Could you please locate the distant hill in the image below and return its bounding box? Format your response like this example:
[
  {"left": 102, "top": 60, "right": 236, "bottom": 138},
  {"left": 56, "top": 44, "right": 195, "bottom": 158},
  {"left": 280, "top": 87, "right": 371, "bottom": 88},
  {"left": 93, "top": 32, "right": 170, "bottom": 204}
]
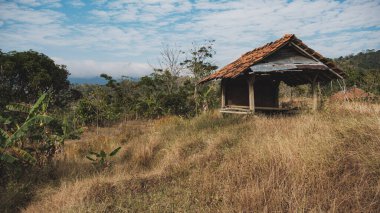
[
  {"left": 69, "top": 76, "right": 141, "bottom": 85},
  {"left": 335, "top": 49, "right": 380, "bottom": 70},
  {"left": 69, "top": 76, "right": 107, "bottom": 85},
  {"left": 334, "top": 49, "right": 380, "bottom": 94},
  {"left": 68, "top": 50, "right": 380, "bottom": 94}
]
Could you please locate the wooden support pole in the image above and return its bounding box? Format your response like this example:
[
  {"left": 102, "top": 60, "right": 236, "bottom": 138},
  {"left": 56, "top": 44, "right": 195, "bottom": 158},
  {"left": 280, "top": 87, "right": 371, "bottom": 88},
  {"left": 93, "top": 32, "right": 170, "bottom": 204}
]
[
  {"left": 248, "top": 75, "right": 255, "bottom": 113},
  {"left": 221, "top": 79, "right": 226, "bottom": 109},
  {"left": 311, "top": 75, "right": 318, "bottom": 111},
  {"left": 274, "top": 81, "right": 280, "bottom": 108}
]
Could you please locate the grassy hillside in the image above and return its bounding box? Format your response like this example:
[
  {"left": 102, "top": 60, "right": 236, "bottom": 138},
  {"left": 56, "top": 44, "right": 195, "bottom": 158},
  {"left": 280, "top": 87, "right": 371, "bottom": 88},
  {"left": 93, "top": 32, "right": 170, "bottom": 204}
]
[
  {"left": 18, "top": 102, "right": 380, "bottom": 212},
  {"left": 335, "top": 50, "right": 380, "bottom": 95},
  {"left": 336, "top": 49, "right": 380, "bottom": 70}
]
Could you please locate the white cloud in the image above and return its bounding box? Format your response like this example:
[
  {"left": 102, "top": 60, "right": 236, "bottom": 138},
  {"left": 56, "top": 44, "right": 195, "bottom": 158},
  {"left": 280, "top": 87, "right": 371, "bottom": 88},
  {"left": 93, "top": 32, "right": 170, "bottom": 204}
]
[
  {"left": 69, "top": 0, "right": 85, "bottom": 8},
  {"left": 14, "top": 0, "right": 61, "bottom": 8},
  {"left": 0, "top": 2, "right": 64, "bottom": 25},
  {"left": 177, "top": 0, "right": 380, "bottom": 60},
  {"left": 92, "top": 0, "right": 107, "bottom": 6},
  {"left": 307, "top": 30, "right": 380, "bottom": 57},
  {"left": 90, "top": 0, "right": 192, "bottom": 23},
  {"left": 53, "top": 57, "right": 152, "bottom": 78},
  {"left": 0, "top": 0, "right": 379, "bottom": 78}
]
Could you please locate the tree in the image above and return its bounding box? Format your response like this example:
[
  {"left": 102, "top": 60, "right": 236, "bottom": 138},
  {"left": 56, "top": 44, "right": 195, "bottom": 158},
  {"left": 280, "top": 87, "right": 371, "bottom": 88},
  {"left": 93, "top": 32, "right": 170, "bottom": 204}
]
[
  {"left": 157, "top": 44, "right": 185, "bottom": 78},
  {"left": 0, "top": 50, "right": 71, "bottom": 108},
  {"left": 154, "top": 44, "right": 186, "bottom": 94},
  {"left": 181, "top": 40, "right": 218, "bottom": 114}
]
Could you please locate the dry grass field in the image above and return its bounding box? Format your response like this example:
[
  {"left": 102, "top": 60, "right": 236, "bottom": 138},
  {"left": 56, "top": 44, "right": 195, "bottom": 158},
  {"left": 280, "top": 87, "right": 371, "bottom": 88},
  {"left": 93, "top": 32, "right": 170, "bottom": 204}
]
[{"left": 22, "top": 102, "right": 380, "bottom": 212}]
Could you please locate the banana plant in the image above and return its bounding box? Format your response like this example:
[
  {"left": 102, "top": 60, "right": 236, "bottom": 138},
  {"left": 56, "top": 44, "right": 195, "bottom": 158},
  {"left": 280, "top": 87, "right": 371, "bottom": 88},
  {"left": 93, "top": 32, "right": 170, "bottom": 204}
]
[
  {"left": 86, "top": 146, "right": 121, "bottom": 169},
  {"left": 0, "top": 93, "right": 55, "bottom": 165}
]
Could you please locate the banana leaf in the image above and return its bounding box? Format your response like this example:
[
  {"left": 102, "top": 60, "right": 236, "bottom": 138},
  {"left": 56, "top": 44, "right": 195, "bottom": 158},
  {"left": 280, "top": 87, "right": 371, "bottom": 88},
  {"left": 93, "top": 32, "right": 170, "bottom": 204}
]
[
  {"left": 5, "top": 115, "right": 54, "bottom": 147},
  {"left": 27, "top": 93, "right": 47, "bottom": 119},
  {"left": 0, "top": 152, "right": 18, "bottom": 164},
  {"left": 89, "top": 151, "right": 101, "bottom": 157},
  {"left": 6, "top": 103, "right": 30, "bottom": 114},
  {"left": 0, "top": 128, "right": 9, "bottom": 147},
  {"left": 11, "top": 147, "right": 36, "bottom": 164},
  {"left": 86, "top": 156, "right": 96, "bottom": 161},
  {"left": 109, "top": 147, "right": 121, "bottom": 156}
]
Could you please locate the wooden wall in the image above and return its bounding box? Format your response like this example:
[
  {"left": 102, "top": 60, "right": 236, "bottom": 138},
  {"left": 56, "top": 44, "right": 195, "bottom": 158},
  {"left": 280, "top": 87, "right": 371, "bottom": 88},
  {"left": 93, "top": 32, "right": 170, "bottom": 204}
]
[
  {"left": 254, "top": 78, "right": 279, "bottom": 108},
  {"left": 225, "top": 76, "right": 249, "bottom": 106},
  {"left": 224, "top": 75, "right": 279, "bottom": 108}
]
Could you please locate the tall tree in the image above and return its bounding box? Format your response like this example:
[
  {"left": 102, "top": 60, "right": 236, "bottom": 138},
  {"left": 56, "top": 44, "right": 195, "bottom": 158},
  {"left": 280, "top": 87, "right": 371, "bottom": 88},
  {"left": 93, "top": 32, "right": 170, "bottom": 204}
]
[
  {"left": 181, "top": 40, "right": 218, "bottom": 114},
  {"left": 0, "top": 50, "right": 70, "bottom": 108},
  {"left": 154, "top": 44, "right": 185, "bottom": 94}
]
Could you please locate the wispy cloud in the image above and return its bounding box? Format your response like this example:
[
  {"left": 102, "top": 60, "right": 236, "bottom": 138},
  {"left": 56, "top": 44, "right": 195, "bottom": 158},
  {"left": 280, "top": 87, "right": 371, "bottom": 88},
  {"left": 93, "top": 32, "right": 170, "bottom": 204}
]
[
  {"left": 0, "top": 2, "right": 64, "bottom": 24},
  {"left": 68, "top": 0, "right": 85, "bottom": 8},
  {"left": 14, "top": 0, "right": 62, "bottom": 8},
  {"left": 0, "top": 0, "right": 379, "bottom": 78}
]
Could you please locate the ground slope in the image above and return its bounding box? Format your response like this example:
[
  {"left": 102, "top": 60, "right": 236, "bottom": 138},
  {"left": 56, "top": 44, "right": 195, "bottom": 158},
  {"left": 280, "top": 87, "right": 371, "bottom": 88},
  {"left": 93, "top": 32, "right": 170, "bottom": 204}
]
[{"left": 24, "top": 103, "right": 380, "bottom": 212}]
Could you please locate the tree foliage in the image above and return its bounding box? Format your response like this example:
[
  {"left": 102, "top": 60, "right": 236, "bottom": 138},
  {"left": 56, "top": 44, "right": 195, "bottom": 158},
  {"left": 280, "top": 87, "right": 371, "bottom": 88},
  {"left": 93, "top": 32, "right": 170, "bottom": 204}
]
[
  {"left": 181, "top": 40, "right": 218, "bottom": 114},
  {"left": 73, "top": 42, "right": 219, "bottom": 122},
  {"left": 0, "top": 50, "right": 72, "bottom": 108},
  {"left": 335, "top": 49, "right": 380, "bottom": 95}
]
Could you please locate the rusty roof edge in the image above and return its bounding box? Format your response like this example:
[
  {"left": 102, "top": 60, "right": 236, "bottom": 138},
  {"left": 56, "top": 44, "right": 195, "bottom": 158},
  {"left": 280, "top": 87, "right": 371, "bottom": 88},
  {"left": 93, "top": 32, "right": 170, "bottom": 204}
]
[
  {"left": 238, "top": 35, "right": 296, "bottom": 77},
  {"left": 290, "top": 37, "right": 346, "bottom": 78},
  {"left": 226, "top": 34, "right": 296, "bottom": 79},
  {"left": 199, "top": 34, "right": 295, "bottom": 84},
  {"left": 199, "top": 34, "right": 349, "bottom": 83}
]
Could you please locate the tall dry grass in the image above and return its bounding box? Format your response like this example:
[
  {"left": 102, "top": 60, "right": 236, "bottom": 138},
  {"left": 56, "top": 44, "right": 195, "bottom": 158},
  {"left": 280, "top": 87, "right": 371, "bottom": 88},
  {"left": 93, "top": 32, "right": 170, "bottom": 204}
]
[{"left": 23, "top": 103, "right": 380, "bottom": 212}]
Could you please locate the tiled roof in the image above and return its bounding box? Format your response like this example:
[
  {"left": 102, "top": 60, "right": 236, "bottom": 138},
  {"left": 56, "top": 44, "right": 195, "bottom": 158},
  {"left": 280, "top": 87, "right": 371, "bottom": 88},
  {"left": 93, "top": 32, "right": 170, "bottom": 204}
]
[{"left": 200, "top": 34, "right": 345, "bottom": 83}]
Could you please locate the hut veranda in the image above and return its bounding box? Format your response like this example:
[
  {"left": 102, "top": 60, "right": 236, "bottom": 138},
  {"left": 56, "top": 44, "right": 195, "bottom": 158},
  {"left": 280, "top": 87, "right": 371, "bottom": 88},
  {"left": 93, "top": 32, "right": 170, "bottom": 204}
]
[{"left": 200, "top": 34, "right": 346, "bottom": 114}]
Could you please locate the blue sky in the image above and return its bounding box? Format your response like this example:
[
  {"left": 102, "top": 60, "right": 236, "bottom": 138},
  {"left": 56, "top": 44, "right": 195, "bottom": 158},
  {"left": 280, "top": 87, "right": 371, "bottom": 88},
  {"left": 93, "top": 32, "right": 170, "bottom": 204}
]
[{"left": 0, "top": 0, "right": 379, "bottom": 79}]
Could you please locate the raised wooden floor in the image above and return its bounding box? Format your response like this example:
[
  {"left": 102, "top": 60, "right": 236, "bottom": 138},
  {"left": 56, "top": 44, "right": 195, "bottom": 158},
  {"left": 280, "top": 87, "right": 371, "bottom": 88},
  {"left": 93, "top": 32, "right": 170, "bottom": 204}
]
[{"left": 220, "top": 105, "right": 296, "bottom": 114}]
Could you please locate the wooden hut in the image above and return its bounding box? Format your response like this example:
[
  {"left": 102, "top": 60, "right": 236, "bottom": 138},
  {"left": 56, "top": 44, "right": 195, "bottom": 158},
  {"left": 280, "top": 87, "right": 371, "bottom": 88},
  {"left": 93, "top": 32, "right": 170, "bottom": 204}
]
[{"left": 200, "top": 34, "right": 345, "bottom": 114}]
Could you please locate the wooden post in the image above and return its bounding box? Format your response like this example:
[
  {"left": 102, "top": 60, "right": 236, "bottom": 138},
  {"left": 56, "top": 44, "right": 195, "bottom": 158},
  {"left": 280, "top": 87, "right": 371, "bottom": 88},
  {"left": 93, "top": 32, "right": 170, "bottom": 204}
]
[
  {"left": 274, "top": 81, "right": 280, "bottom": 108},
  {"left": 221, "top": 79, "right": 226, "bottom": 109},
  {"left": 248, "top": 75, "right": 255, "bottom": 113},
  {"left": 311, "top": 75, "right": 318, "bottom": 111}
]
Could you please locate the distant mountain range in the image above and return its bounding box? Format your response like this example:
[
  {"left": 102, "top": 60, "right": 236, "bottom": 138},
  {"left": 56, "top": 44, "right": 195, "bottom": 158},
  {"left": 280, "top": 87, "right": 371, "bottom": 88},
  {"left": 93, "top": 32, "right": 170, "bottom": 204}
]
[
  {"left": 69, "top": 76, "right": 140, "bottom": 85},
  {"left": 69, "top": 50, "right": 380, "bottom": 86}
]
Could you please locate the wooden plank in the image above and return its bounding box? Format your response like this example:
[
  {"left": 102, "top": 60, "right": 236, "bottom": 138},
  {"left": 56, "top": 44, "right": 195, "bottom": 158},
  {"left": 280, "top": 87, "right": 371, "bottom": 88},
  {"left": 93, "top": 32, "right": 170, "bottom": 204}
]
[
  {"left": 255, "top": 107, "right": 293, "bottom": 111},
  {"left": 222, "top": 107, "right": 250, "bottom": 112},
  {"left": 220, "top": 110, "right": 251, "bottom": 114},
  {"left": 226, "top": 105, "right": 250, "bottom": 109},
  {"left": 220, "top": 106, "right": 298, "bottom": 114}
]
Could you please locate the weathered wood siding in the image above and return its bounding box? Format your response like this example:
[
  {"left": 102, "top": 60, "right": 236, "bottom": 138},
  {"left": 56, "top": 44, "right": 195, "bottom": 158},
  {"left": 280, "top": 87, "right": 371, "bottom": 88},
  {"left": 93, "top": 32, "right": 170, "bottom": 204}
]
[
  {"left": 254, "top": 78, "right": 279, "bottom": 108},
  {"left": 259, "top": 44, "right": 317, "bottom": 65},
  {"left": 225, "top": 76, "right": 249, "bottom": 106}
]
